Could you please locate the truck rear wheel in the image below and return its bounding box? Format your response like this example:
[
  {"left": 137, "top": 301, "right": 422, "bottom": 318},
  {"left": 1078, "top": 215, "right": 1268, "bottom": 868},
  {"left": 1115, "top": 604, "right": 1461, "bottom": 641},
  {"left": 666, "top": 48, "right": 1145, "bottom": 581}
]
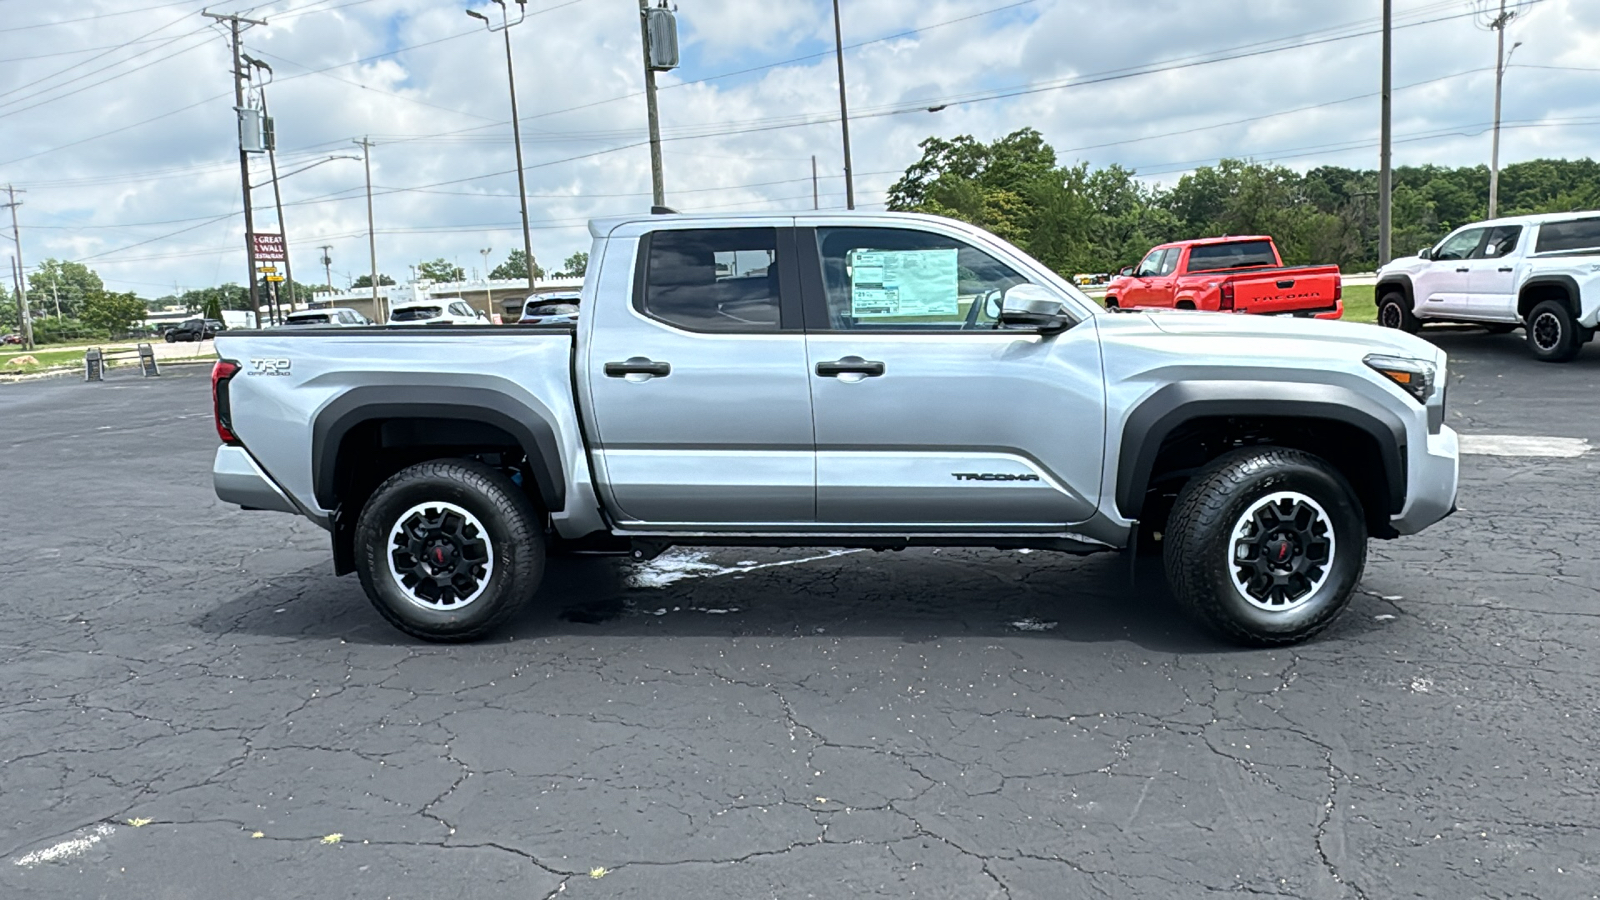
[
  {"left": 1377, "top": 291, "right": 1419, "bottom": 333},
  {"left": 1525, "top": 299, "right": 1586, "bottom": 363},
  {"left": 1164, "top": 447, "right": 1366, "bottom": 646},
  {"left": 354, "top": 458, "right": 544, "bottom": 642}
]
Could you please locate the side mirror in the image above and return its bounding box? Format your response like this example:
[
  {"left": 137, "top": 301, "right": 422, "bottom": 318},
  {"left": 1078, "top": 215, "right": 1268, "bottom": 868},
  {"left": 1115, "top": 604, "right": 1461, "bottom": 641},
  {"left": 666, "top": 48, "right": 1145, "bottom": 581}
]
[
  {"left": 1118, "top": 266, "right": 1134, "bottom": 277},
  {"left": 1417, "top": 247, "right": 1433, "bottom": 260},
  {"left": 999, "top": 284, "right": 1070, "bottom": 332}
]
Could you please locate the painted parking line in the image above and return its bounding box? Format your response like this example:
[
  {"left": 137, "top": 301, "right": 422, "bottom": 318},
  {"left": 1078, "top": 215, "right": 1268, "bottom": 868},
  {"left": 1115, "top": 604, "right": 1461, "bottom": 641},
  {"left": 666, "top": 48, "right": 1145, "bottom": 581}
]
[{"left": 1459, "top": 435, "right": 1591, "bottom": 458}]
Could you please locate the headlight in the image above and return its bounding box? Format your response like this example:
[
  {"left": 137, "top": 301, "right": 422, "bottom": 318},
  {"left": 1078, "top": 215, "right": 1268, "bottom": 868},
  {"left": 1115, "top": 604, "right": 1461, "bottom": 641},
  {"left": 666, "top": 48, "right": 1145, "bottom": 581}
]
[{"left": 1364, "top": 354, "right": 1437, "bottom": 405}]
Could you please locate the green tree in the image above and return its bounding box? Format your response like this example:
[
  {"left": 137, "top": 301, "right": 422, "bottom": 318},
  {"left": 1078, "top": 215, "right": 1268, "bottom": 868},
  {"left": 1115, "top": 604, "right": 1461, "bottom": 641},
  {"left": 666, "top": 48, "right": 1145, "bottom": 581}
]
[
  {"left": 557, "top": 251, "right": 589, "bottom": 278},
  {"left": 418, "top": 258, "right": 465, "bottom": 282},
  {"left": 0, "top": 282, "right": 17, "bottom": 333},
  {"left": 351, "top": 273, "right": 396, "bottom": 289},
  {"left": 81, "top": 289, "right": 149, "bottom": 335},
  {"left": 201, "top": 295, "right": 223, "bottom": 321},
  {"left": 490, "top": 250, "right": 545, "bottom": 281},
  {"left": 27, "top": 259, "right": 104, "bottom": 319}
]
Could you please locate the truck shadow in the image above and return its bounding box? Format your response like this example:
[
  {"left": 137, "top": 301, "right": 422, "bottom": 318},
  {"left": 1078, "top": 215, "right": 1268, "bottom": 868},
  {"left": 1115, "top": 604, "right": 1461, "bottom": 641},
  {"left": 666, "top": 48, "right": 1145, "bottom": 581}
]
[{"left": 194, "top": 546, "right": 1393, "bottom": 654}]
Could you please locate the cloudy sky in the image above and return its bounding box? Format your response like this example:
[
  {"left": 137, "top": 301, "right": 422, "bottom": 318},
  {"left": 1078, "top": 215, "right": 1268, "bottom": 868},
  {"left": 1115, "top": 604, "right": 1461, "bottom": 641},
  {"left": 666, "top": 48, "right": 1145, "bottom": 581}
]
[{"left": 2, "top": 0, "right": 1596, "bottom": 297}]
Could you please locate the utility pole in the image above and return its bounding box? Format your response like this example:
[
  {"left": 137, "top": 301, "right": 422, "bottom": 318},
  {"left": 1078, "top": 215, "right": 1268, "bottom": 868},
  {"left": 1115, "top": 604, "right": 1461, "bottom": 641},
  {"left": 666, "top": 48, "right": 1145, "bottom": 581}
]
[
  {"left": 1378, "top": 0, "right": 1392, "bottom": 266},
  {"left": 3, "top": 185, "right": 32, "bottom": 350},
  {"left": 319, "top": 245, "right": 333, "bottom": 290},
  {"left": 812, "top": 155, "right": 820, "bottom": 210},
  {"left": 203, "top": 10, "right": 268, "bottom": 316},
  {"left": 831, "top": 0, "right": 855, "bottom": 210},
  {"left": 480, "top": 247, "right": 493, "bottom": 316},
  {"left": 355, "top": 137, "right": 381, "bottom": 322},
  {"left": 1487, "top": 0, "right": 1522, "bottom": 219},
  {"left": 636, "top": 0, "right": 667, "bottom": 208}
]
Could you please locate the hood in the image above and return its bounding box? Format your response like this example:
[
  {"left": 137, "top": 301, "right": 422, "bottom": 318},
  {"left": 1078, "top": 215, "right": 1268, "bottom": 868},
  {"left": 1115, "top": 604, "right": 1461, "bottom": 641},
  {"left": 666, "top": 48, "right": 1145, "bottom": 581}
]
[{"left": 1100, "top": 310, "right": 1442, "bottom": 364}]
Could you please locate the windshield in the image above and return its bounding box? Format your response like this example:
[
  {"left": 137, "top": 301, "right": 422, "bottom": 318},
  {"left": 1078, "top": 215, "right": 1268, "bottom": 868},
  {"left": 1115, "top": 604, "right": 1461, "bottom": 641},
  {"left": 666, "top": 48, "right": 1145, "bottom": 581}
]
[
  {"left": 390, "top": 306, "right": 442, "bottom": 322},
  {"left": 1186, "top": 240, "right": 1277, "bottom": 272}
]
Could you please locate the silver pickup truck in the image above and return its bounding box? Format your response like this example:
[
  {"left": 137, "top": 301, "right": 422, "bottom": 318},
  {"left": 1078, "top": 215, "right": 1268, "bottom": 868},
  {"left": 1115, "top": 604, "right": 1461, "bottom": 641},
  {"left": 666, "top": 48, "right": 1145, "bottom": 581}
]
[{"left": 213, "top": 212, "right": 1459, "bottom": 646}]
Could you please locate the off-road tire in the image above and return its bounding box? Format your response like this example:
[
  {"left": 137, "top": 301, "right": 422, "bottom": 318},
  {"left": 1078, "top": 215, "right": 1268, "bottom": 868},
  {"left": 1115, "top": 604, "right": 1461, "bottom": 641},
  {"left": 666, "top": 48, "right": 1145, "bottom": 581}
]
[
  {"left": 1104, "top": 296, "right": 1120, "bottom": 311},
  {"left": 354, "top": 458, "right": 544, "bottom": 642},
  {"left": 1525, "top": 299, "right": 1585, "bottom": 363},
  {"left": 1164, "top": 447, "right": 1367, "bottom": 647},
  {"left": 1377, "top": 291, "right": 1420, "bottom": 334}
]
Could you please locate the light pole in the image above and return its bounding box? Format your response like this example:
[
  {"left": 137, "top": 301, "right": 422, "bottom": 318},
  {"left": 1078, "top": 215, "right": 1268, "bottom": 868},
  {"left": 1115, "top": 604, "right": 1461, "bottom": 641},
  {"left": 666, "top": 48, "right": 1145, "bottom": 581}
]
[
  {"left": 467, "top": 1, "right": 536, "bottom": 292},
  {"left": 831, "top": 0, "right": 855, "bottom": 210},
  {"left": 354, "top": 137, "right": 380, "bottom": 321},
  {"left": 1379, "top": 0, "right": 1392, "bottom": 266},
  {"left": 480, "top": 247, "right": 494, "bottom": 316}
]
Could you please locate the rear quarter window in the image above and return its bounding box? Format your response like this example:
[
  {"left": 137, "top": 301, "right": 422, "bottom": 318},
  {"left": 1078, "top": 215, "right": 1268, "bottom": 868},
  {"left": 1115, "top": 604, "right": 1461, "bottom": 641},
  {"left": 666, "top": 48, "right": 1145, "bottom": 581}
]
[
  {"left": 1186, "top": 241, "right": 1278, "bottom": 272},
  {"left": 1534, "top": 218, "right": 1600, "bottom": 255}
]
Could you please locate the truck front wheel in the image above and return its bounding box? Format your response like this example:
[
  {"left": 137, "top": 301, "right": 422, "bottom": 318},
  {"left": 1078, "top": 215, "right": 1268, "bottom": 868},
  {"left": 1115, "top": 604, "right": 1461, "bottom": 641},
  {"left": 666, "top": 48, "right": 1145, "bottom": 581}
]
[
  {"left": 1377, "top": 291, "right": 1419, "bottom": 333},
  {"left": 354, "top": 458, "right": 545, "bottom": 642},
  {"left": 1164, "top": 448, "right": 1367, "bottom": 646}
]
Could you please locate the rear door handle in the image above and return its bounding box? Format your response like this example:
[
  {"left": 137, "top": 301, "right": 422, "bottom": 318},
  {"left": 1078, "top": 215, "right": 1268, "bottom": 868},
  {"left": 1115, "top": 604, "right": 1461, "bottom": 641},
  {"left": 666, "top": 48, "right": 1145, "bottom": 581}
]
[
  {"left": 816, "top": 357, "right": 885, "bottom": 378},
  {"left": 1498, "top": 266, "right": 1515, "bottom": 273},
  {"left": 1456, "top": 267, "right": 1470, "bottom": 273},
  {"left": 604, "top": 358, "right": 671, "bottom": 378}
]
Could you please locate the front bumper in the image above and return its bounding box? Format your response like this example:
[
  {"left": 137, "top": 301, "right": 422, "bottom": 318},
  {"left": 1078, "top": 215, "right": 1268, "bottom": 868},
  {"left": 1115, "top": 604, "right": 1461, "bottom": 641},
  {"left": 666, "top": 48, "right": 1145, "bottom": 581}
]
[
  {"left": 1389, "top": 425, "right": 1459, "bottom": 536},
  {"left": 213, "top": 445, "right": 298, "bottom": 514}
]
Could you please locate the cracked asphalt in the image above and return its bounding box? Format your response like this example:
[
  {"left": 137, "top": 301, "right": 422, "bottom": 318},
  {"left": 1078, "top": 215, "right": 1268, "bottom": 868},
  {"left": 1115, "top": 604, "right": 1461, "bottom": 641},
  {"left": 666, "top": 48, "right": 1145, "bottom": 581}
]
[{"left": 2, "top": 332, "right": 1597, "bottom": 899}]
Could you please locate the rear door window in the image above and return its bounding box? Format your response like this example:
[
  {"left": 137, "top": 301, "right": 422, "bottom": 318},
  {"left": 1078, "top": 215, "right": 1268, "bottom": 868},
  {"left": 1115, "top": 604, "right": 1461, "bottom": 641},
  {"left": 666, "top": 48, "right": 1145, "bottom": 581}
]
[
  {"left": 640, "top": 228, "right": 783, "bottom": 332},
  {"left": 1471, "top": 226, "right": 1523, "bottom": 259},
  {"left": 1186, "top": 240, "right": 1277, "bottom": 272},
  {"left": 1534, "top": 217, "right": 1600, "bottom": 255}
]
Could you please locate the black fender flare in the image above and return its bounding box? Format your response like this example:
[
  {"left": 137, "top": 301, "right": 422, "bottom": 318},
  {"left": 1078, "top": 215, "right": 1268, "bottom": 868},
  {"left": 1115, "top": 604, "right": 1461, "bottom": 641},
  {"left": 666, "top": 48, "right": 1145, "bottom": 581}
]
[
  {"left": 1115, "top": 381, "right": 1409, "bottom": 520},
  {"left": 311, "top": 384, "right": 566, "bottom": 515},
  {"left": 1517, "top": 274, "right": 1581, "bottom": 319},
  {"left": 1376, "top": 274, "right": 1413, "bottom": 308}
]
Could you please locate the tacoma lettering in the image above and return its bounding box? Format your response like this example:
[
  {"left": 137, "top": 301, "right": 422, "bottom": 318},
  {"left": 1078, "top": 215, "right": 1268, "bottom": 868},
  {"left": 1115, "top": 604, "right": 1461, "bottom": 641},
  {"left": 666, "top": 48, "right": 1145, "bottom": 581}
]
[{"left": 952, "top": 473, "right": 1042, "bottom": 482}]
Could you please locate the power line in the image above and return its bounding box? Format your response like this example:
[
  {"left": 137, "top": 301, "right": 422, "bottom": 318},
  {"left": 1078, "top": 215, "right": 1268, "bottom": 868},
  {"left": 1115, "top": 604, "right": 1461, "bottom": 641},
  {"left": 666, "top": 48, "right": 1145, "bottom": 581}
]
[{"left": 0, "top": 0, "right": 208, "bottom": 34}]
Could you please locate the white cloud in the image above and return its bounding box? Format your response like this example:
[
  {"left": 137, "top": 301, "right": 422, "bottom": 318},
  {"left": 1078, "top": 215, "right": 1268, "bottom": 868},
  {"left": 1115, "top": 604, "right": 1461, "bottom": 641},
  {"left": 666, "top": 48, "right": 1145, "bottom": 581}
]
[{"left": 0, "top": 0, "right": 1595, "bottom": 296}]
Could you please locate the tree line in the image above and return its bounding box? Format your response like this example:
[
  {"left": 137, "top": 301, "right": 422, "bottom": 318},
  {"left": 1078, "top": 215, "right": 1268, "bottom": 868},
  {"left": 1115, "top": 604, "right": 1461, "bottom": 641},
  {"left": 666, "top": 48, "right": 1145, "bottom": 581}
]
[{"left": 887, "top": 128, "right": 1600, "bottom": 274}]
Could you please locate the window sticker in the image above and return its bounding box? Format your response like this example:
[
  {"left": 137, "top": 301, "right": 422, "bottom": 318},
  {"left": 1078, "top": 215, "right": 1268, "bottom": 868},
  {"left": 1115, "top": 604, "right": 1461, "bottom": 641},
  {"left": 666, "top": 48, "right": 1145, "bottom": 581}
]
[{"left": 848, "top": 248, "right": 959, "bottom": 318}]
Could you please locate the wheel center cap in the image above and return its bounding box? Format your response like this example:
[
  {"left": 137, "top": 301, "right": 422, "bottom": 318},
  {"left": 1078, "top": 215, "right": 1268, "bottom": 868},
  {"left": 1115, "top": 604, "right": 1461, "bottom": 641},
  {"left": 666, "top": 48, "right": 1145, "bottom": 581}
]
[{"left": 1267, "top": 536, "right": 1294, "bottom": 566}]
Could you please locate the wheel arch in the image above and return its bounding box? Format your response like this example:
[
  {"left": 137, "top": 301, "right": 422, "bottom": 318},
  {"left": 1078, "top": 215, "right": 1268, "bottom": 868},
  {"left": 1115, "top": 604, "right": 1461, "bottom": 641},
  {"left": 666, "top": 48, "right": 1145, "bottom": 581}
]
[
  {"left": 1376, "top": 274, "right": 1413, "bottom": 308},
  {"left": 1518, "top": 275, "right": 1580, "bottom": 320},
  {"left": 312, "top": 386, "right": 567, "bottom": 575},
  {"left": 1115, "top": 382, "right": 1408, "bottom": 537}
]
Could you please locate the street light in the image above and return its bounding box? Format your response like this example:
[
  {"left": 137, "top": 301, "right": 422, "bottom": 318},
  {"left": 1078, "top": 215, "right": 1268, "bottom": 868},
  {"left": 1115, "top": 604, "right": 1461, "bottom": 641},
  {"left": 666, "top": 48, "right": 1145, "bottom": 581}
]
[
  {"left": 466, "top": 0, "right": 536, "bottom": 292},
  {"left": 1490, "top": 39, "right": 1524, "bottom": 218}
]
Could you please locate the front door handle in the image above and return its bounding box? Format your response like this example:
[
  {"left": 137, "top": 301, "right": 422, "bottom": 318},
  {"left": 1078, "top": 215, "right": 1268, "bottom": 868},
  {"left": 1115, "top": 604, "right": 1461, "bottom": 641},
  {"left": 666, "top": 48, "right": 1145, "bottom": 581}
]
[
  {"left": 604, "top": 357, "right": 671, "bottom": 378},
  {"left": 816, "top": 357, "right": 885, "bottom": 378},
  {"left": 1455, "top": 267, "right": 1470, "bottom": 273},
  {"left": 1498, "top": 266, "right": 1514, "bottom": 273}
]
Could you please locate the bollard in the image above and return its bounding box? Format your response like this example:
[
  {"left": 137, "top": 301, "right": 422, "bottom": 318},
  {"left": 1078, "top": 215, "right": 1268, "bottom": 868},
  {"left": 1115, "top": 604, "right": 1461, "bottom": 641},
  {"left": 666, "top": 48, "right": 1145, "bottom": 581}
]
[
  {"left": 84, "top": 347, "right": 104, "bottom": 382},
  {"left": 137, "top": 343, "right": 160, "bottom": 377}
]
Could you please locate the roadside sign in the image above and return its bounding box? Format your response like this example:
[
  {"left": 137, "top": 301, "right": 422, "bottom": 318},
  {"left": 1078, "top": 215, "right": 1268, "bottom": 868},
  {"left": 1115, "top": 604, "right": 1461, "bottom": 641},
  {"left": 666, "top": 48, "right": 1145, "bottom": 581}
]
[
  {"left": 265, "top": 275, "right": 286, "bottom": 282},
  {"left": 252, "top": 233, "right": 286, "bottom": 261},
  {"left": 256, "top": 266, "right": 278, "bottom": 274}
]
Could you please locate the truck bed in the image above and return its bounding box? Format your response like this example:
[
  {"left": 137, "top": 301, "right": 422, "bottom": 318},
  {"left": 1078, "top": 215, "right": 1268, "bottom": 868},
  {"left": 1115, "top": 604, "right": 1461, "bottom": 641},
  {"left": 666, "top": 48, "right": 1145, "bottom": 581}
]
[{"left": 213, "top": 325, "right": 605, "bottom": 539}]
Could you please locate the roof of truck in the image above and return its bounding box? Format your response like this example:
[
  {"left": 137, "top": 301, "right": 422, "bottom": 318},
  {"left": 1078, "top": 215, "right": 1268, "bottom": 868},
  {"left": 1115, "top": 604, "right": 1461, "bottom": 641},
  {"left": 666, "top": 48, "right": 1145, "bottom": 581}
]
[{"left": 588, "top": 210, "right": 972, "bottom": 238}]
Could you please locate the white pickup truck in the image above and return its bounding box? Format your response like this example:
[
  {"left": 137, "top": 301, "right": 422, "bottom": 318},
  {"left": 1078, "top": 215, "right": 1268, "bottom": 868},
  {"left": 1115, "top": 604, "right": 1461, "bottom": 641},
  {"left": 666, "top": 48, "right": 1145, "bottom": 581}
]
[
  {"left": 212, "top": 211, "right": 1459, "bottom": 647},
  {"left": 1376, "top": 211, "right": 1600, "bottom": 362}
]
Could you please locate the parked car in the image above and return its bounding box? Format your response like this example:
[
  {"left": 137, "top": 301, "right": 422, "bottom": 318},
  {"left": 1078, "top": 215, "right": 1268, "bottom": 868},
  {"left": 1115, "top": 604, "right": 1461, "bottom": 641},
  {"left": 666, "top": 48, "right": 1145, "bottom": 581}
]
[
  {"left": 518, "top": 292, "right": 582, "bottom": 325},
  {"left": 1, "top": 333, "right": 22, "bottom": 345},
  {"left": 387, "top": 299, "right": 488, "bottom": 326},
  {"left": 280, "top": 308, "right": 373, "bottom": 328},
  {"left": 212, "top": 211, "right": 1457, "bottom": 647},
  {"left": 165, "top": 318, "right": 225, "bottom": 342},
  {"left": 1106, "top": 236, "right": 1343, "bottom": 318},
  {"left": 1376, "top": 211, "right": 1600, "bottom": 362}
]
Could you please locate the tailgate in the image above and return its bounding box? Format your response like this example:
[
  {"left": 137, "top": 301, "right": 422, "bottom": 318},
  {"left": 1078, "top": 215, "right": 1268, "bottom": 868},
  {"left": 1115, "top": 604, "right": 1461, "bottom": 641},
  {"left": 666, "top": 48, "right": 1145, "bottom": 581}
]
[{"left": 1229, "top": 266, "right": 1342, "bottom": 315}]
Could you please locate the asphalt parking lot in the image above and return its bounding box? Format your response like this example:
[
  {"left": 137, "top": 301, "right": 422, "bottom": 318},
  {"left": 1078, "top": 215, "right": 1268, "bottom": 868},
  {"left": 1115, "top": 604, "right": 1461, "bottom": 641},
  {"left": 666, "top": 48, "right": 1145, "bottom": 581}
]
[{"left": 2, "top": 332, "right": 1597, "bottom": 900}]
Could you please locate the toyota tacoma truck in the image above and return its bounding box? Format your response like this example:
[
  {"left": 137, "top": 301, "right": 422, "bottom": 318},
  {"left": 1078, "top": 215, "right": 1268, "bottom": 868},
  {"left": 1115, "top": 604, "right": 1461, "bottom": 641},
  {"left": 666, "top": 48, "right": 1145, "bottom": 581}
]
[
  {"left": 1106, "top": 236, "right": 1343, "bottom": 318},
  {"left": 1376, "top": 211, "right": 1600, "bottom": 362},
  {"left": 212, "top": 212, "right": 1457, "bottom": 646}
]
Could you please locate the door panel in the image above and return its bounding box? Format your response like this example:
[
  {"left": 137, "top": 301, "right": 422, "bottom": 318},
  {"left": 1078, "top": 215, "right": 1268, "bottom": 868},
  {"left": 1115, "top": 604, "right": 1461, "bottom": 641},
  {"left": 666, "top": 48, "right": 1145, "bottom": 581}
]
[
  {"left": 1418, "top": 227, "right": 1487, "bottom": 316},
  {"left": 807, "top": 330, "right": 1105, "bottom": 526},
  {"left": 1466, "top": 225, "right": 1524, "bottom": 321},
  {"left": 586, "top": 226, "right": 815, "bottom": 526}
]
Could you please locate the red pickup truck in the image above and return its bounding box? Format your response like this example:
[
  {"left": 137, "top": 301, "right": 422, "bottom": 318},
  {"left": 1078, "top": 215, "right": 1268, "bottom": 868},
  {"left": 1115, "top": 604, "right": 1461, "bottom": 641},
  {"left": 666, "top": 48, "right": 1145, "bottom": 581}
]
[{"left": 1105, "top": 236, "right": 1343, "bottom": 319}]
